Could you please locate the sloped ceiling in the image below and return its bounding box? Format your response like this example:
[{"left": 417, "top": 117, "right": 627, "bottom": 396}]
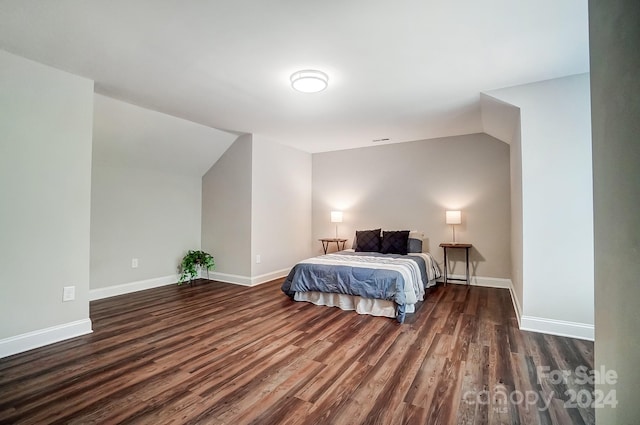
[
  {"left": 92, "top": 94, "right": 237, "bottom": 176},
  {"left": 0, "top": 0, "right": 589, "bottom": 153}
]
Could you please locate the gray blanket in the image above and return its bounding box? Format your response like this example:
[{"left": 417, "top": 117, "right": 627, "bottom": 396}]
[{"left": 282, "top": 251, "right": 439, "bottom": 323}]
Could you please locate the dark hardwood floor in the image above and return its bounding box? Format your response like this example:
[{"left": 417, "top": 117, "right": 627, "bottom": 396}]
[{"left": 0, "top": 279, "right": 594, "bottom": 424}]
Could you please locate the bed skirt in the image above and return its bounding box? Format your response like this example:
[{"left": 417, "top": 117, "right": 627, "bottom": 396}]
[
  {"left": 293, "top": 278, "right": 437, "bottom": 320},
  {"left": 294, "top": 291, "right": 400, "bottom": 318}
]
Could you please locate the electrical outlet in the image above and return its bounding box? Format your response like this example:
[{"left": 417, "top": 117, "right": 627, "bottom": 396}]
[
  {"left": 63, "top": 286, "right": 75, "bottom": 302},
  {"left": 256, "top": 254, "right": 261, "bottom": 264},
  {"left": 132, "top": 258, "right": 138, "bottom": 268}
]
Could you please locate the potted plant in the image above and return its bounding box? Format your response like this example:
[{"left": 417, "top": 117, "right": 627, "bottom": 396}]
[{"left": 178, "top": 250, "right": 215, "bottom": 285}]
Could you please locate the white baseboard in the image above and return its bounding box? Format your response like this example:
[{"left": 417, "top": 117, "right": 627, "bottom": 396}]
[
  {"left": 509, "top": 284, "right": 523, "bottom": 327},
  {"left": 0, "top": 319, "right": 92, "bottom": 359},
  {"left": 89, "top": 274, "right": 180, "bottom": 301},
  {"left": 442, "top": 274, "right": 513, "bottom": 289},
  {"left": 520, "top": 316, "right": 594, "bottom": 341},
  {"left": 208, "top": 268, "right": 290, "bottom": 287},
  {"left": 90, "top": 268, "right": 291, "bottom": 300},
  {"left": 207, "top": 271, "right": 252, "bottom": 286},
  {"left": 251, "top": 268, "right": 290, "bottom": 285}
]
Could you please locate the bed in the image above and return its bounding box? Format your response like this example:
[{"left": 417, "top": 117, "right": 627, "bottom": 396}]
[{"left": 281, "top": 229, "right": 441, "bottom": 323}]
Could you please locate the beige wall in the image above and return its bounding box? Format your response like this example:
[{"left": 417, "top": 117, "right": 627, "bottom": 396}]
[
  {"left": 487, "top": 75, "right": 594, "bottom": 334},
  {"left": 252, "top": 136, "right": 312, "bottom": 276},
  {"left": 590, "top": 0, "right": 640, "bottom": 422},
  {"left": 480, "top": 94, "right": 524, "bottom": 311},
  {"left": 509, "top": 121, "right": 524, "bottom": 315},
  {"left": 312, "top": 133, "right": 511, "bottom": 280},
  {"left": 90, "top": 95, "right": 228, "bottom": 290},
  {"left": 202, "top": 134, "right": 312, "bottom": 283},
  {"left": 0, "top": 50, "right": 93, "bottom": 340},
  {"left": 202, "top": 135, "right": 253, "bottom": 277},
  {"left": 90, "top": 164, "right": 202, "bottom": 289}
]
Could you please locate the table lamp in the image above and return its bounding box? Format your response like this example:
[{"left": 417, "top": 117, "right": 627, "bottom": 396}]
[
  {"left": 446, "top": 210, "right": 461, "bottom": 243},
  {"left": 331, "top": 211, "right": 343, "bottom": 238}
]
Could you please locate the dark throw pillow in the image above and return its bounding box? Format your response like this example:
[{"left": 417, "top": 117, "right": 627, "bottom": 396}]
[
  {"left": 407, "top": 237, "right": 423, "bottom": 253},
  {"left": 355, "top": 228, "right": 381, "bottom": 252},
  {"left": 380, "top": 230, "right": 410, "bottom": 255}
]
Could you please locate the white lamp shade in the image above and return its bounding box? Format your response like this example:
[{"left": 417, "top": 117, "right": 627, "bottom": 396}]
[
  {"left": 290, "top": 70, "right": 329, "bottom": 93},
  {"left": 445, "top": 210, "right": 462, "bottom": 225},
  {"left": 330, "top": 211, "right": 343, "bottom": 223}
]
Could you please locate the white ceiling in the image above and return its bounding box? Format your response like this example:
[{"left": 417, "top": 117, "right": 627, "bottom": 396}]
[
  {"left": 93, "top": 93, "right": 237, "bottom": 176},
  {"left": 0, "top": 0, "right": 589, "bottom": 153}
]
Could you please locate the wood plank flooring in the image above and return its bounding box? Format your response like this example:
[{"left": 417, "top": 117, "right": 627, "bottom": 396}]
[{"left": 0, "top": 279, "right": 594, "bottom": 424}]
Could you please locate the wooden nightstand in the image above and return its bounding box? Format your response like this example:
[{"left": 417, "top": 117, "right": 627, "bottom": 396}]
[
  {"left": 319, "top": 238, "right": 347, "bottom": 254},
  {"left": 439, "top": 243, "right": 472, "bottom": 285}
]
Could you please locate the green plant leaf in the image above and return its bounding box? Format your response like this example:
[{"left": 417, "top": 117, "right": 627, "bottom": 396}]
[{"left": 178, "top": 249, "right": 216, "bottom": 284}]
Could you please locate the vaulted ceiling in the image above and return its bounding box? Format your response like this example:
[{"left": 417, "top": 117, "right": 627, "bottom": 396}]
[{"left": 0, "top": 1, "right": 589, "bottom": 153}]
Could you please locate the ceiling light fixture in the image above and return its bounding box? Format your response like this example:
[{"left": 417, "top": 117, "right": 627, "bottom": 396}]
[{"left": 290, "top": 70, "right": 328, "bottom": 93}]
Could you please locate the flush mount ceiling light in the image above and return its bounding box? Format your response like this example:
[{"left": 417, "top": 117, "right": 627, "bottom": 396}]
[{"left": 290, "top": 70, "right": 328, "bottom": 93}]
